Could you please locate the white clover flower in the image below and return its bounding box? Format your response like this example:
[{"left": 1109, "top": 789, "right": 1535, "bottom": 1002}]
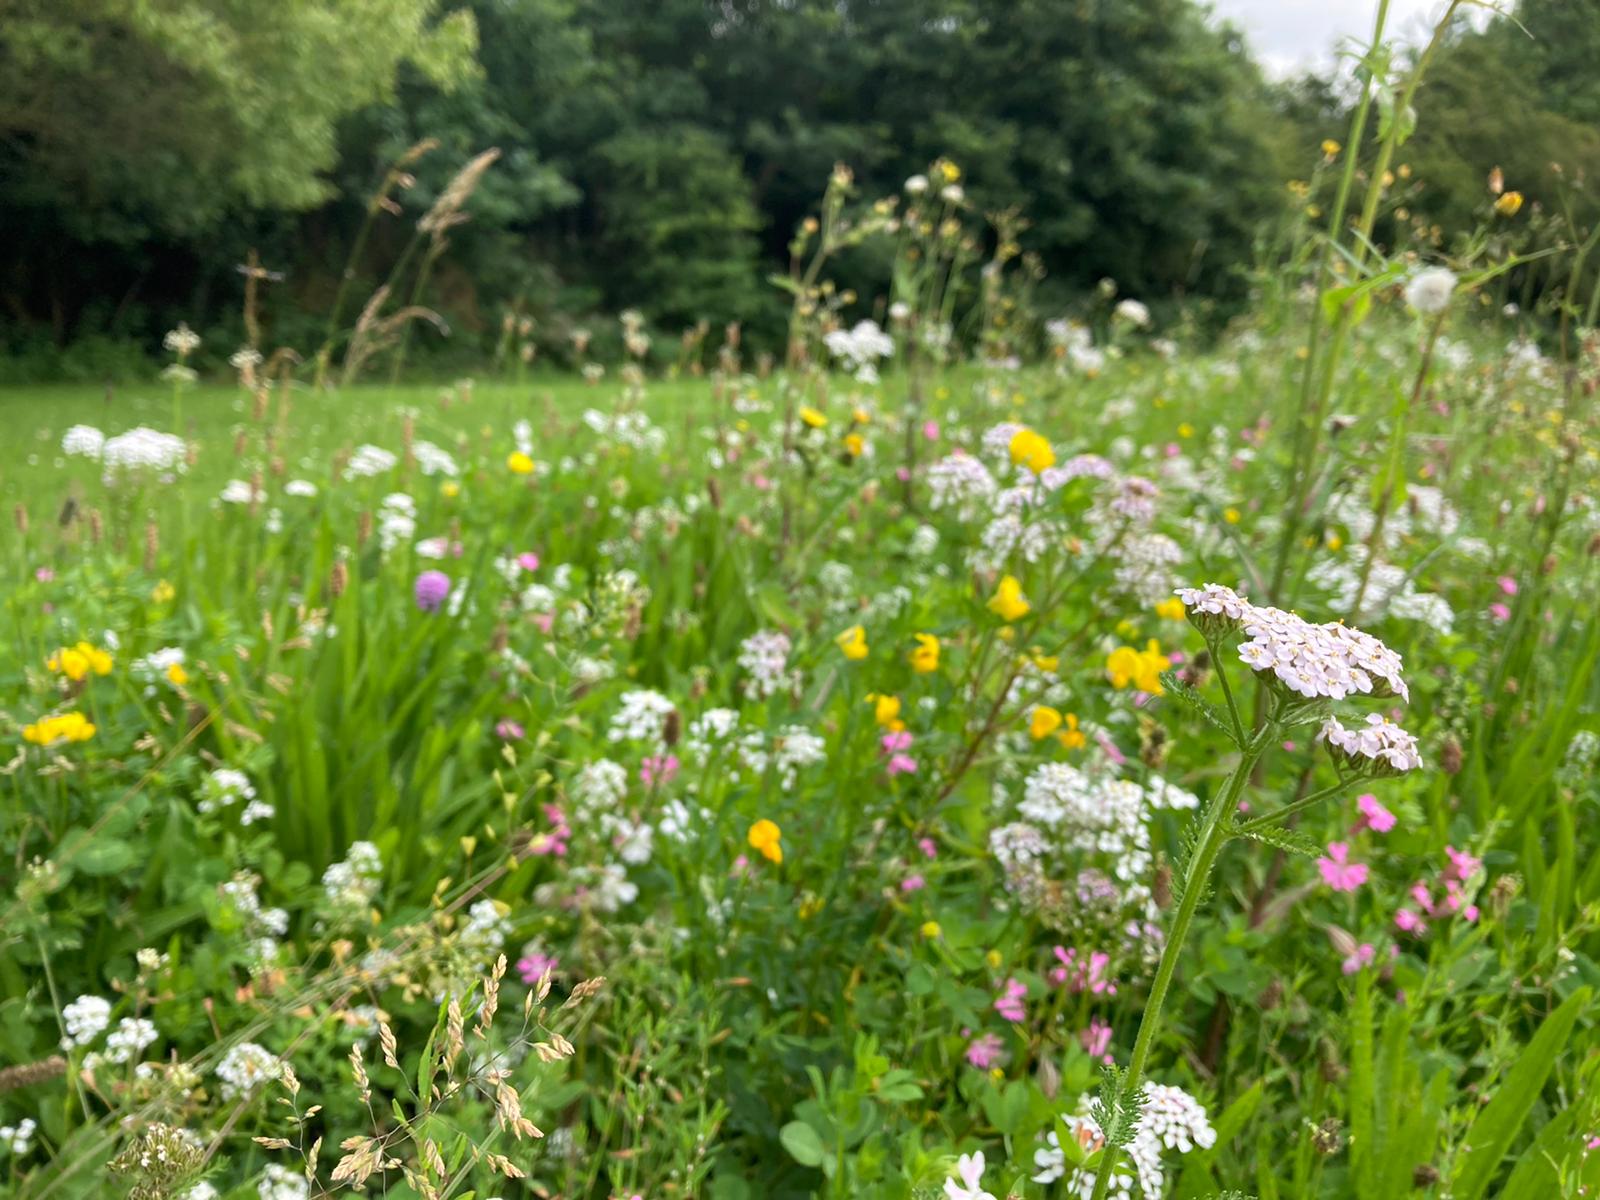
[
  {"left": 1403, "top": 266, "right": 1457, "bottom": 315},
  {"left": 62, "top": 995, "right": 112, "bottom": 1047}
]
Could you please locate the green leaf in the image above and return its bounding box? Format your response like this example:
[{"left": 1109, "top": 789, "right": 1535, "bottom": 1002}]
[
  {"left": 1449, "top": 987, "right": 1592, "bottom": 1200},
  {"left": 779, "top": 1120, "right": 826, "bottom": 1167}
]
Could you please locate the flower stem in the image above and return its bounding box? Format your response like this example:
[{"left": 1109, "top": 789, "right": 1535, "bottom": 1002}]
[{"left": 1086, "top": 729, "right": 1271, "bottom": 1200}]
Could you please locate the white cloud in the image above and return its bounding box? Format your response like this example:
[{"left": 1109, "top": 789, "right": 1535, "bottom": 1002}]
[{"left": 1205, "top": 0, "right": 1471, "bottom": 78}]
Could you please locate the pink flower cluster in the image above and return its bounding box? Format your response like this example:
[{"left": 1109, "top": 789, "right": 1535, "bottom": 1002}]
[
  {"left": 1050, "top": 946, "right": 1118, "bottom": 995},
  {"left": 881, "top": 730, "right": 917, "bottom": 776},
  {"left": 1396, "top": 846, "right": 1481, "bottom": 935},
  {"left": 993, "top": 978, "right": 1027, "bottom": 1022},
  {"left": 528, "top": 804, "right": 571, "bottom": 857}
]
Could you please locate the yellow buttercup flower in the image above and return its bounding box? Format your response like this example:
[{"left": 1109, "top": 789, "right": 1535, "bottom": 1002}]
[
  {"left": 1008, "top": 427, "right": 1055, "bottom": 474},
  {"left": 1029, "top": 706, "right": 1063, "bottom": 740},
  {"left": 1224, "top": 507, "right": 1241, "bottom": 525},
  {"left": 166, "top": 662, "right": 189, "bottom": 687},
  {"left": 909, "top": 633, "right": 940, "bottom": 674},
  {"left": 843, "top": 432, "right": 865, "bottom": 458},
  {"left": 507, "top": 451, "right": 535, "bottom": 475},
  {"left": 835, "top": 624, "right": 868, "bottom": 661},
  {"left": 47, "top": 641, "right": 113, "bottom": 682},
  {"left": 748, "top": 819, "right": 783, "bottom": 864},
  {"left": 1495, "top": 191, "right": 1524, "bottom": 217},
  {"left": 440, "top": 480, "right": 461, "bottom": 498},
  {"left": 987, "top": 575, "right": 1030, "bottom": 622},
  {"left": 1155, "top": 597, "right": 1186, "bottom": 622},
  {"left": 1177, "top": 423, "right": 1194, "bottom": 439},
  {"left": 920, "top": 920, "right": 942, "bottom": 939},
  {"left": 852, "top": 406, "right": 871, "bottom": 425},
  {"left": 937, "top": 159, "right": 961, "bottom": 183},
  {"left": 867, "top": 693, "right": 905, "bottom": 731},
  {"left": 1321, "top": 139, "right": 1341, "bottom": 159},
  {"left": 1106, "top": 639, "right": 1170, "bottom": 695},
  {"left": 23, "top": 711, "right": 96, "bottom": 746},
  {"left": 1031, "top": 651, "right": 1059, "bottom": 673},
  {"left": 150, "top": 580, "right": 175, "bottom": 604},
  {"left": 1058, "top": 713, "right": 1086, "bottom": 751},
  {"left": 799, "top": 406, "right": 829, "bottom": 429}
]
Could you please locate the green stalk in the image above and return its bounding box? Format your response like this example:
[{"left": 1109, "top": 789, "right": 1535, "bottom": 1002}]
[{"left": 1087, "top": 711, "right": 1272, "bottom": 1200}]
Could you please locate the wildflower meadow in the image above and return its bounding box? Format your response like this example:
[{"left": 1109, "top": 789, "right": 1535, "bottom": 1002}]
[{"left": 4, "top": 2, "right": 1600, "bottom": 1199}]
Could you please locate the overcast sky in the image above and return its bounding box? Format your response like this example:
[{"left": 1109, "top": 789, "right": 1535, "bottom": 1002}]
[{"left": 1205, "top": 0, "right": 1462, "bottom": 77}]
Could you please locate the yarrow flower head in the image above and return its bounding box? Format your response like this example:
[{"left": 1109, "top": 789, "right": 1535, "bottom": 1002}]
[{"left": 1319, "top": 714, "right": 1423, "bottom": 776}]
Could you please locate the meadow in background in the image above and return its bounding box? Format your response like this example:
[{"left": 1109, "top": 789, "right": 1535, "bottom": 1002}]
[{"left": 3, "top": 2, "right": 1600, "bottom": 1199}]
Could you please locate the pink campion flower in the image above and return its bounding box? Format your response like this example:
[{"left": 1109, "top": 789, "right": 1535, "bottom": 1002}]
[
  {"left": 35, "top": 567, "right": 54, "bottom": 582},
  {"left": 918, "top": 837, "right": 938, "bottom": 859},
  {"left": 1164, "top": 442, "right": 1181, "bottom": 458},
  {"left": 1395, "top": 908, "right": 1427, "bottom": 935},
  {"left": 1489, "top": 602, "right": 1511, "bottom": 622},
  {"left": 1050, "top": 946, "right": 1117, "bottom": 995},
  {"left": 640, "top": 754, "right": 679, "bottom": 787},
  {"left": 1410, "top": 882, "right": 1435, "bottom": 914},
  {"left": 896, "top": 467, "right": 912, "bottom": 482},
  {"left": 1356, "top": 793, "right": 1396, "bottom": 833},
  {"left": 964, "top": 1032, "right": 1005, "bottom": 1069},
  {"left": 923, "top": 420, "right": 941, "bottom": 441},
  {"left": 1445, "top": 846, "right": 1481, "bottom": 881},
  {"left": 1317, "top": 842, "right": 1368, "bottom": 892},
  {"left": 1341, "top": 943, "right": 1377, "bottom": 975},
  {"left": 886, "top": 753, "right": 918, "bottom": 776},
  {"left": 496, "top": 719, "right": 525, "bottom": 740},
  {"left": 534, "top": 612, "right": 555, "bottom": 634},
  {"left": 752, "top": 473, "right": 771, "bottom": 491},
  {"left": 993, "top": 978, "right": 1027, "bottom": 1023},
  {"left": 881, "top": 730, "right": 914, "bottom": 754},
  {"left": 527, "top": 804, "right": 571, "bottom": 857},
  {"left": 516, "top": 953, "right": 558, "bottom": 985},
  {"left": 1496, "top": 576, "right": 1518, "bottom": 596},
  {"left": 1079, "top": 1018, "right": 1113, "bottom": 1063},
  {"left": 901, "top": 874, "right": 926, "bottom": 893},
  {"left": 1282, "top": 740, "right": 1297, "bottom": 752},
  {"left": 518, "top": 552, "right": 541, "bottom": 571}
]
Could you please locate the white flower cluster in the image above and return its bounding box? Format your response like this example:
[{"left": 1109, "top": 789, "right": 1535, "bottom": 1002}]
[
  {"left": 1306, "top": 552, "right": 1455, "bottom": 632},
  {"left": 412, "top": 440, "right": 458, "bottom": 477},
  {"left": 824, "top": 319, "right": 895, "bottom": 383},
  {"left": 1033, "top": 1083, "right": 1213, "bottom": 1198},
  {"left": 198, "top": 768, "right": 255, "bottom": 814},
  {"left": 607, "top": 689, "right": 677, "bottom": 746},
  {"left": 737, "top": 630, "right": 797, "bottom": 698},
  {"left": 62, "top": 994, "right": 112, "bottom": 1048},
  {"left": 1319, "top": 714, "right": 1423, "bottom": 774},
  {"left": 220, "top": 874, "right": 289, "bottom": 966},
  {"left": 1114, "top": 532, "right": 1184, "bottom": 606},
  {"left": 1178, "top": 583, "right": 1409, "bottom": 703},
  {"left": 322, "top": 841, "right": 383, "bottom": 909},
  {"left": 219, "top": 479, "right": 263, "bottom": 505},
  {"left": 581, "top": 408, "right": 666, "bottom": 452},
  {"left": 1016, "top": 764, "right": 1152, "bottom": 885},
  {"left": 0, "top": 1118, "right": 36, "bottom": 1156},
  {"left": 1113, "top": 298, "right": 1151, "bottom": 328},
  {"left": 259, "top": 1164, "right": 310, "bottom": 1200},
  {"left": 462, "top": 899, "right": 510, "bottom": 955},
  {"left": 927, "top": 453, "right": 998, "bottom": 519},
  {"left": 345, "top": 444, "right": 397, "bottom": 479},
  {"left": 215, "top": 1041, "right": 283, "bottom": 1100},
  {"left": 163, "top": 323, "right": 201, "bottom": 356},
  {"left": 571, "top": 758, "right": 630, "bottom": 813},
  {"left": 62, "top": 424, "right": 106, "bottom": 458},
  {"left": 102, "top": 428, "right": 186, "bottom": 478},
  {"left": 104, "top": 1017, "right": 159, "bottom": 1064},
  {"left": 539, "top": 864, "right": 638, "bottom": 913},
  {"left": 377, "top": 492, "right": 415, "bottom": 551},
  {"left": 601, "top": 813, "right": 655, "bottom": 864}
]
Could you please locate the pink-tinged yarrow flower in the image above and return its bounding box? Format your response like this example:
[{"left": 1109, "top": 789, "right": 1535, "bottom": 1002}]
[
  {"left": 495, "top": 719, "right": 525, "bottom": 740},
  {"left": 1316, "top": 842, "right": 1368, "bottom": 892}
]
